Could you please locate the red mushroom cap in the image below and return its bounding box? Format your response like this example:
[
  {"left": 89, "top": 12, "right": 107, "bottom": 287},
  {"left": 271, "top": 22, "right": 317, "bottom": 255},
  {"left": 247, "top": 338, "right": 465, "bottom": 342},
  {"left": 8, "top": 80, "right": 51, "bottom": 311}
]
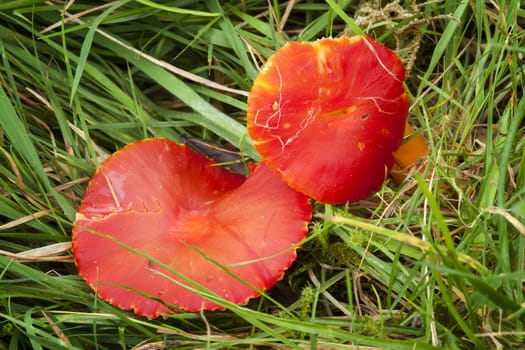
[
  {"left": 72, "top": 139, "right": 311, "bottom": 318},
  {"left": 247, "top": 35, "right": 410, "bottom": 203}
]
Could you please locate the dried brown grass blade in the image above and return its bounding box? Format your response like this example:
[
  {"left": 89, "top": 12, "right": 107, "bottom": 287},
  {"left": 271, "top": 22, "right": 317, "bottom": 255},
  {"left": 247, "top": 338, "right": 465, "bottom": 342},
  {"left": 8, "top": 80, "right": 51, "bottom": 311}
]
[{"left": 0, "top": 242, "right": 73, "bottom": 263}]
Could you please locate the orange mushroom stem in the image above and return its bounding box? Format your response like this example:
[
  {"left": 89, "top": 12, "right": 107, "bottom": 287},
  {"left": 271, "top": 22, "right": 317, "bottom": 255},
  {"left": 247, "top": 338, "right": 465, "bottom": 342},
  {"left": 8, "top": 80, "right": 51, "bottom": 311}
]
[{"left": 391, "top": 123, "right": 429, "bottom": 184}]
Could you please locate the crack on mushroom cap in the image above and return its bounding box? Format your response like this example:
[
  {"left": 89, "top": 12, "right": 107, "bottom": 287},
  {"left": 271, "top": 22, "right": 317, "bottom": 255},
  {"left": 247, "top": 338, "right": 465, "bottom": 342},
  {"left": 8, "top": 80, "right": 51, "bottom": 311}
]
[{"left": 361, "top": 36, "right": 403, "bottom": 83}]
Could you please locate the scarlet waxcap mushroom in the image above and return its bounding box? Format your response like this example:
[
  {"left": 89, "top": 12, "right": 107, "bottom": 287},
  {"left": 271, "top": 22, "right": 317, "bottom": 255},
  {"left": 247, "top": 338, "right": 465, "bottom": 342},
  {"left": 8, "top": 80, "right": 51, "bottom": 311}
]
[
  {"left": 72, "top": 139, "right": 311, "bottom": 319},
  {"left": 247, "top": 35, "right": 410, "bottom": 204}
]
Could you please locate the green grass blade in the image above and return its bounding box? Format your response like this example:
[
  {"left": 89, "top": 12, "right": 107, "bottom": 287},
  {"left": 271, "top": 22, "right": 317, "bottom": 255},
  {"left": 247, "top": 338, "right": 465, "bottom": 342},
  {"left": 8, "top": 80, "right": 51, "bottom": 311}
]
[
  {"left": 137, "top": 0, "right": 219, "bottom": 17},
  {"left": 69, "top": 0, "right": 131, "bottom": 104}
]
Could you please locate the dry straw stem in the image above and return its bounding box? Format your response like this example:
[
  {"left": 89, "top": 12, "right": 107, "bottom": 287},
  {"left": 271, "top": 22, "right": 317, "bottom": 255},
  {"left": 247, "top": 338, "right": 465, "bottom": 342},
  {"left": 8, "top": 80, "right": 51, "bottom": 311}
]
[
  {"left": 41, "top": 311, "right": 72, "bottom": 345},
  {"left": 0, "top": 242, "right": 73, "bottom": 263},
  {"left": 0, "top": 210, "right": 52, "bottom": 230},
  {"left": 484, "top": 207, "right": 525, "bottom": 236},
  {"left": 317, "top": 213, "right": 488, "bottom": 274}
]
